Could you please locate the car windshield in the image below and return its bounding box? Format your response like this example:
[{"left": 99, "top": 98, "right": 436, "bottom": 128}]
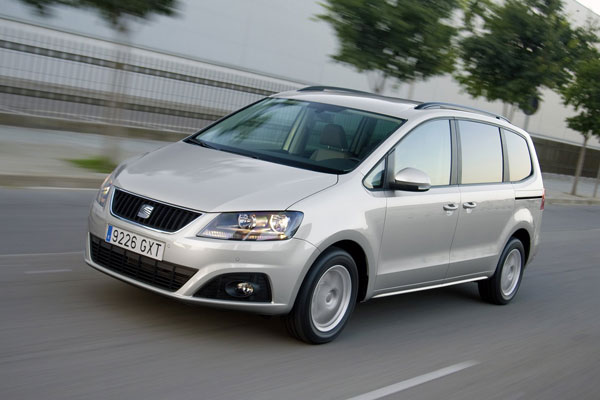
[{"left": 189, "top": 98, "right": 405, "bottom": 174}]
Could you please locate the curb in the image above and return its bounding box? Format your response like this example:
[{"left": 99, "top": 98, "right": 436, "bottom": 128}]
[
  {"left": 546, "top": 198, "right": 600, "bottom": 206},
  {"left": 0, "top": 174, "right": 105, "bottom": 189}
]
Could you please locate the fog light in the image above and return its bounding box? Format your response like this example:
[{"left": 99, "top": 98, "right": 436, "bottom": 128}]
[
  {"left": 194, "top": 273, "right": 271, "bottom": 302},
  {"left": 235, "top": 282, "right": 255, "bottom": 297},
  {"left": 224, "top": 281, "right": 256, "bottom": 298}
]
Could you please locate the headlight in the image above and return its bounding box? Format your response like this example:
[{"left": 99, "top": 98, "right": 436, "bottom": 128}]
[
  {"left": 95, "top": 173, "right": 114, "bottom": 208},
  {"left": 198, "top": 211, "right": 303, "bottom": 241}
]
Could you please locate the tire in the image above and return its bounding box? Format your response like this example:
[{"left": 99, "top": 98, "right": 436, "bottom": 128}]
[
  {"left": 284, "top": 247, "right": 358, "bottom": 344},
  {"left": 478, "top": 238, "right": 525, "bottom": 305}
]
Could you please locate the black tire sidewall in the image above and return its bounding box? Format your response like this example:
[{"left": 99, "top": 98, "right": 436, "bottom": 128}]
[
  {"left": 494, "top": 239, "right": 525, "bottom": 303},
  {"left": 293, "top": 248, "right": 358, "bottom": 343}
]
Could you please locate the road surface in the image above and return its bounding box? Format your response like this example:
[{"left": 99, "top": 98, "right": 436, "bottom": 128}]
[{"left": 1, "top": 187, "right": 599, "bottom": 399}]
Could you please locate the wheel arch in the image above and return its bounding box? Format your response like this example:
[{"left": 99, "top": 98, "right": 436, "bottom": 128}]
[
  {"left": 326, "top": 240, "right": 369, "bottom": 302},
  {"left": 509, "top": 228, "right": 531, "bottom": 264}
]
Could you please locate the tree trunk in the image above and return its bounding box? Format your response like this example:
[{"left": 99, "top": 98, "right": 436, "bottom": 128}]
[
  {"left": 594, "top": 161, "right": 600, "bottom": 198},
  {"left": 508, "top": 104, "right": 516, "bottom": 120},
  {"left": 571, "top": 135, "right": 589, "bottom": 196},
  {"left": 407, "top": 80, "right": 416, "bottom": 100},
  {"left": 523, "top": 115, "right": 530, "bottom": 131},
  {"left": 102, "top": 22, "right": 131, "bottom": 164},
  {"left": 367, "top": 72, "right": 386, "bottom": 94}
]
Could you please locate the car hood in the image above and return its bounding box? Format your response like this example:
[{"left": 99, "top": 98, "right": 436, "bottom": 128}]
[{"left": 114, "top": 141, "right": 338, "bottom": 212}]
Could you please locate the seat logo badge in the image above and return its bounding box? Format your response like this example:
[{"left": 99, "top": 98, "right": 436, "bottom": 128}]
[{"left": 137, "top": 204, "right": 154, "bottom": 219}]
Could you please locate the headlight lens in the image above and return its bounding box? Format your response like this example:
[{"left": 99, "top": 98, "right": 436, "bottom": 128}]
[
  {"left": 95, "top": 173, "right": 114, "bottom": 208},
  {"left": 198, "top": 211, "right": 303, "bottom": 241}
]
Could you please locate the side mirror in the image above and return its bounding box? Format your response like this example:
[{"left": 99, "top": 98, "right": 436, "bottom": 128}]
[{"left": 391, "top": 167, "right": 431, "bottom": 192}]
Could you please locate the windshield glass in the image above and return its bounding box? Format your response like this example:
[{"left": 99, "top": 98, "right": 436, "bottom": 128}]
[{"left": 191, "top": 98, "right": 405, "bottom": 174}]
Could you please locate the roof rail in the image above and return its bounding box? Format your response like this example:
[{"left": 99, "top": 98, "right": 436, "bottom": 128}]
[
  {"left": 415, "top": 102, "right": 510, "bottom": 123},
  {"left": 298, "top": 86, "right": 371, "bottom": 95},
  {"left": 297, "top": 86, "right": 422, "bottom": 104}
]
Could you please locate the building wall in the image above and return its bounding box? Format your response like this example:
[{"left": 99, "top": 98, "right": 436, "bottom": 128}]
[{"left": 1, "top": 0, "right": 599, "bottom": 171}]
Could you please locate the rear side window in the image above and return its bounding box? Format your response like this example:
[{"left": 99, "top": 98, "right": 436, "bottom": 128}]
[
  {"left": 459, "top": 121, "right": 503, "bottom": 184},
  {"left": 504, "top": 130, "right": 532, "bottom": 181}
]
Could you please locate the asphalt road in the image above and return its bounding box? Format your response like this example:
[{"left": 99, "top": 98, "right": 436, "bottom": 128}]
[{"left": 1, "top": 187, "right": 599, "bottom": 400}]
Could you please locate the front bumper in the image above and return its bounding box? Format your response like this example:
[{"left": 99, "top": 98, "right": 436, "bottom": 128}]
[{"left": 85, "top": 195, "right": 320, "bottom": 315}]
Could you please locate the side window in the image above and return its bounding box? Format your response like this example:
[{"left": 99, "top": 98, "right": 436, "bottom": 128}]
[
  {"left": 364, "top": 160, "right": 385, "bottom": 189},
  {"left": 504, "top": 130, "right": 532, "bottom": 181},
  {"left": 459, "top": 121, "right": 503, "bottom": 184},
  {"left": 392, "top": 120, "right": 452, "bottom": 186}
]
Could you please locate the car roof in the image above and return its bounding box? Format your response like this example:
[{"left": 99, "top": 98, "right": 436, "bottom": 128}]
[
  {"left": 273, "top": 88, "right": 418, "bottom": 119},
  {"left": 274, "top": 86, "right": 516, "bottom": 131}
]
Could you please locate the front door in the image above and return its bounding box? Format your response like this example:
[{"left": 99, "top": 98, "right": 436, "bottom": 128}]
[{"left": 375, "top": 119, "right": 460, "bottom": 292}]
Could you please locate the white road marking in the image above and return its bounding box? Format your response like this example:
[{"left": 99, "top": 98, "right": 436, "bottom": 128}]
[
  {"left": 0, "top": 251, "right": 83, "bottom": 258},
  {"left": 25, "top": 269, "right": 73, "bottom": 274},
  {"left": 345, "top": 360, "right": 480, "bottom": 400}
]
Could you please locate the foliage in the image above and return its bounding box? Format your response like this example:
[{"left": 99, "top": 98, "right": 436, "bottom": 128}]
[
  {"left": 67, "top": 156, "right": 117, "bottom": 173},
  {"left": 18, "top": 0, "right": 177, "bottom": 30},
  {"left": 317, "top": 0, "right": 460, "bottom": 92},
  {"left": 561, "top": 51, "right": 600, "bottom": 139},
  {"left": 457, "top": 0, "right": 595, "bottom": 113}
]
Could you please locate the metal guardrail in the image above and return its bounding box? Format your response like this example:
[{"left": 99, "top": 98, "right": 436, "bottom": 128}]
[{"left": 0, "top": 23, "right": 303, "bottom": 133}]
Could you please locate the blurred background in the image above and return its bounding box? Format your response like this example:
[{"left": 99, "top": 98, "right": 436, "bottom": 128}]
[{"left": 0, "top": 0, "right": 599, "bottom": 196}]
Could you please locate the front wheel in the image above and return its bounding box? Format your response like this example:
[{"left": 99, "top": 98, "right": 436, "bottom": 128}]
[
  {"left": 285, "top": 248, "right": 358, "bottom": 344},
  {"left": 479, "top": 238, "right": 525, "bottom": 305}
]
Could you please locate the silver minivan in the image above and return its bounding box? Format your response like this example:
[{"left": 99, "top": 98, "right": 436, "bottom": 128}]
[{"left": 86, "top": 86, "right": 544, "bottom": 343}]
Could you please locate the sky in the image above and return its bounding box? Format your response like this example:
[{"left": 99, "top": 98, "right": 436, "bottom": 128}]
[{"left": 576, "top": 0, "right": 600, "bottom": 14}]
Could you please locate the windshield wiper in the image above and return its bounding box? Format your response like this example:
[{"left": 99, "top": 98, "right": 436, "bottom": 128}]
[
  {"left": 185, "top": 137, "right": 263, "bottom": 160},
  {"left": 185, "top": 137, "right": 218, "bottom": 150}
]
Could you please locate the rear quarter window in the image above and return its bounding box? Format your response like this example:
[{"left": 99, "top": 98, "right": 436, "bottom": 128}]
[{"left": 504, "top": 130, "right": 532, "bottom": 181}]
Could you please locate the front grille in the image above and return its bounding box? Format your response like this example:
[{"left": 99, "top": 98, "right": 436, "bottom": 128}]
[
  {"left": 111, "top": 188, "right": 201, "bottom": 233},
  {"left": 89, "top": 234, "right": 197, "bottom": 292}
]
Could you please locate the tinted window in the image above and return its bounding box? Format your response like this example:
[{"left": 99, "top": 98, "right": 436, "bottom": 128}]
[
  {"left": 193, "top": 98, "right": 405, "bottom": 174},
  {"left": 305, "top": 111, "right": 363, "bottom": 153},
  {"left": 459, "top": 121, "right": 503, "bottom": 184},
  {"left": 392, "top": 120, "right": 452, "bottom": 186},
  {"left": 364, "top": 160, "right": 385, "bottom": 189},
  {"left": 363, "top": 119, "right": 402, "bottom": 151},
  {"left": 505, "top": 130, "right": 532, "bottom": 181}
]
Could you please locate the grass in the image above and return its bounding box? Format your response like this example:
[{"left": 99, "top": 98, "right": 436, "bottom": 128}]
[{"left": 67, "top": 156, "right": 117, "bottom": 173}]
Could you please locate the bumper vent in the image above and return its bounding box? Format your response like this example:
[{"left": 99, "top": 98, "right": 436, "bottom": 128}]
[
  {"left": 111, "top": 188, "right": 201, "bottom": 233},
  {"left": 90, "top": 234, "right": 197, "bottom": 292}
]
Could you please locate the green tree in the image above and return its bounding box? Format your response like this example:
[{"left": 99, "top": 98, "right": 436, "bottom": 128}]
[
  {"left": 19, "top": 0, "right": 178, "bottom": 33},
  {"left": 457, "top": 0, "right": 591, "bottom": 119},
  {"left": 560, "top": 52, "right": 600, "bottom": 196},
  {"left": 317, "top": 0, "right": 460, "bottom": 94}
]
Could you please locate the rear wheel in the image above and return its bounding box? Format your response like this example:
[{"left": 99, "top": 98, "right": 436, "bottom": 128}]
[
  {"left": 479, "top": 238, "right": 525, "bottom": 305},
  {"left": 285, "top": 247, "right": 358, "bottom": 344}
]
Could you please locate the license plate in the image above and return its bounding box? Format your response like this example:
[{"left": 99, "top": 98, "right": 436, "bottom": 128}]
[{"left": 105, "top": 225, "right": 165, "bottom": 261}]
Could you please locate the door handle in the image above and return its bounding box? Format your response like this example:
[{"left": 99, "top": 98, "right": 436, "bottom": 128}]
[
  {"left": 463, "top": 201, "right": 478, "bottom": 209},
  {"left": 443, "top": 203, "right": 458, "bottom": 211}
]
